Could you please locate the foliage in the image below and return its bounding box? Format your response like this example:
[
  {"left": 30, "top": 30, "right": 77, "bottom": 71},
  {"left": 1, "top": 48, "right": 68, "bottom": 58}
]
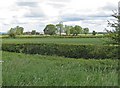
[
  {"left": 64, "top": 25, "right": 71, "bottom": 35},
  {"left": 8, "top": 26, "right": 24, "bottom": 38},
  {"left": 70, "top": 25, "right": 82, "bottom": 36},
  {"left": 56, "top": 22, "right": 64, "bottom": 36},
  {"left": 83, "top": 28, "right": 89, "bottom": 35},
  {"left": 92, "top": 30, "right": 97, "bottom": 36},
  {"left": 2, "top": 51, "right": 118, "bottom": 86},
  {"left": 8, "top": 28, "right": 16, "bottom": 38},
  {"left": 15, "top": 26, "right": 24, "bottom": 35},
  {"left": 43, "top": 24, "right": 57, "bottom": 35},
  {"left": 2, "top": 43, "right": 118, "bottom": 59},
  {"left": 106, "top": 12, "right": 120, "bottom": 44},
  {"left": 43, "top": 23, "right": 91, "bottom": 36},
  {"left": 31, "top": 30, "right": 36, "bottom": 35}
]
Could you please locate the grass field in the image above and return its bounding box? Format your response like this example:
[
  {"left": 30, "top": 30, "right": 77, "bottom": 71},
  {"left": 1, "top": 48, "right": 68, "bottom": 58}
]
[
  {"left": 2, "top": 51, "right": 118, "bottom": 86},
  {"left": 0, "top": 37, "right": 2, "bottom": 87},
  {"left": 2, "top": 38, "right": 108, "bottom": 45}
]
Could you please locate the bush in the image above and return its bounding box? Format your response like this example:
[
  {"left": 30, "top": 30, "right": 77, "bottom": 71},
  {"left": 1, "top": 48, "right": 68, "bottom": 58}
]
[{"left": 2, "top": 43, "right": 118, "bottom": 59}]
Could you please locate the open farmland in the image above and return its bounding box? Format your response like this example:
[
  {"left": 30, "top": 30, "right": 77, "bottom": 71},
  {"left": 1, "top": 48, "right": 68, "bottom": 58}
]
[
  {"left": 2, "top": 37, "right": 108, "bottom": 45},
  {"left": 2, "top": 51, "right": 118, "bottom": 86},
  {"left": 1, "top": 0, "right": 120, "bottom": 87},
  {"left": 1, "top": 37, "right": 118, "bottom": 86}
]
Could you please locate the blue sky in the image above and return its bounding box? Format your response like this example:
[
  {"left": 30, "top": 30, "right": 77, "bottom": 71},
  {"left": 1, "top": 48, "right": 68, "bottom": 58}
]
[{"left": 0, "top": 0, "right": 119, "bottom": 33}]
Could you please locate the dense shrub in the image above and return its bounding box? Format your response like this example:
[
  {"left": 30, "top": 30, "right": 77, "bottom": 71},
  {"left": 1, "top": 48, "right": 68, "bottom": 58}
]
[{"left": 2, "top": 43, "right": 118, "bottom": 59}]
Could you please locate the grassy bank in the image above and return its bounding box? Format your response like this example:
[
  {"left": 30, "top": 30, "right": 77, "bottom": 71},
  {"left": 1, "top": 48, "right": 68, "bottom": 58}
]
[{"left": 2, "top": 51, "right": 118, "bottom": 86}]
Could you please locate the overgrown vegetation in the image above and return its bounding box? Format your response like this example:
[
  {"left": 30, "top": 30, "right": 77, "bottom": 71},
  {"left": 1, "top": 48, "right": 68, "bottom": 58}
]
[{"left": 2, "top": 51, "right": 118, "bottom": 86}]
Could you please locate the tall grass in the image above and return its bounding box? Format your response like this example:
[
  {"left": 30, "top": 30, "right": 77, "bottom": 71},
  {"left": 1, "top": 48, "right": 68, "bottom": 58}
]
[{"left": 2, "top": 51, "right": 118, "bottom": 86}]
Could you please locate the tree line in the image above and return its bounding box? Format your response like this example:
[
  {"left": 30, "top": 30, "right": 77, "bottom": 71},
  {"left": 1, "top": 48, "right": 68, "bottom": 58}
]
[
  {"left": 7, "top": 10, "right": 119, "bottom": 45},
  {"left": 43, "top": 24, "right": 91, "bottom": 36},
  {"left": 8, "top": 24, "right": 97, "bottom": 38}
]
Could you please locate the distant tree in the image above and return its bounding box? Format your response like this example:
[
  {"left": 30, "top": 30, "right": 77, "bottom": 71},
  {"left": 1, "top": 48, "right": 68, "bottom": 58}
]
[
  {"left": 70, "top": 26, "right": 74, "bottom": 35},
  {"left": 23, "top": 32, "right": 31, "bottom": 35},
  {"left": 43, "top": 24, "right": 57, "bottom": 35},
  {"left": 74, "top": 25, "right": 82, "bottom": 34},
  {"left": 31, "top": 30, "right": 36, "bottom": 35},
  {"left": 70, "top": 25, "right": 82, "bottom": 36},
  {"left": 83, "top": 28, "right": 89, "bottom": 35},
  {"left": 92, "top": 30, "right": 97, "bottom": 35},
  {"left": 64, "top": 25, "right": 71, "bottom": 35},
  {"left": 8, "top": 26, "right": 24, "bottom": 38},
  {"left": 15, "top": 26, "right": 24, "bottom": 35},
  {"left": 36, "top": 32, "right": 40, "bottom": 35},
  {"left": 56, "top": 22, "right": 63, "bottom": 36},
  {"left": 8, "top": 28, "right": 16, "bottom": 38}
]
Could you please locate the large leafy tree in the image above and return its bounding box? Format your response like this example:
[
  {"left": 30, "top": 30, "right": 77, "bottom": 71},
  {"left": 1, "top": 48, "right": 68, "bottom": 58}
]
[
  {"left": 70, "top": 25, "right": 82, "bottom": 36},
  {"left": 43, "top": 24, "right": 57, "bottom": 35},
  {"left": 8, "top": 26, "right": 24, "bottom": 38}
]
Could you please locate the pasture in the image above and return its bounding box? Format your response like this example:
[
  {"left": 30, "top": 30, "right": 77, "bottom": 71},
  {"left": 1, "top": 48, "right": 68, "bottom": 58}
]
[
  {"left": 2, "top": 51, "right": 118, "bottom": 86},
  {"left": 2, "top": 37, "right": 107, "bottom": 45}
]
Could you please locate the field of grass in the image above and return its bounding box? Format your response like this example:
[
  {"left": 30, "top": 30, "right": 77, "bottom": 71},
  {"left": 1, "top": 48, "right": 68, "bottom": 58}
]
[
  {"left": 0, "top": 37, "right": 2, "bottom": 87},
  {"left": 0, "top": 51, "right": 2, "bottom": 87},
  {"left": 2, "top": 38, "right": 108, "bottom": 45},
  {"left": 2, "top": 51, "right": 118, "bottom": 86}
]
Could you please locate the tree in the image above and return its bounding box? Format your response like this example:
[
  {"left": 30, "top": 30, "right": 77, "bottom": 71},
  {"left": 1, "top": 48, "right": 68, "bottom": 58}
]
[
  {"left": 43, "top": 24, "right": 57, "bottom": 35},
  {"left": 8, "top": 28, "right": 16, "bottom": 38},
  {"left": 56, "top": 22, "right": 63, "bottom": 36},
  {"left": 31, "top": 30, "right": 36, "bottom": 35},
  {"left": 70, "top": 25, "right": 82, "bottom": 36},
  {"left": 83, "top": 28, "right": 89, "bottom": 35},
  {"left": 64, "top": 25, "right": 71, "bottom": 35},
  {"left": 92, "top": 30, "right": 97, "bottom": 36},
  {"left": 15, "top": 26, "right": 24, "bottom": 35},
  {"left": 106, "top": 11, "right": 120, "bottom": 44},
  {"left": 8, "top": 26, "right": 24, "bottom": 38}
]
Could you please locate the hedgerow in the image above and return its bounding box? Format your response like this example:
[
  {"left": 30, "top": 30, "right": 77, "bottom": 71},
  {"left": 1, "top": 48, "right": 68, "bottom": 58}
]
[
  {"left": 2, "top": 43, "right": 118, "bottom": 59},
  {"left": 2, "top": 35, "right": 106, "bottom": 39}
]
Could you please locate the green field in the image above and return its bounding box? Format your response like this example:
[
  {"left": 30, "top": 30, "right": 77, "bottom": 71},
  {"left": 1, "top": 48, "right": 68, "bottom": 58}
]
[
  {"left": 1, "top": 36, "right": 118, "bottom": 86},
  {"left": 2, "top": 38, "right": 108, "bottom": 45},
  {"left": 2, "top": 51, "right": 118, "bottom": 86}
]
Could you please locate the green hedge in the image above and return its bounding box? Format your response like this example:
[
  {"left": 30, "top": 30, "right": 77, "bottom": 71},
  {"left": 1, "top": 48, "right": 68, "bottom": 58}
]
[{"left": 2, "top": 43, "right": 118, "bottom": 59}]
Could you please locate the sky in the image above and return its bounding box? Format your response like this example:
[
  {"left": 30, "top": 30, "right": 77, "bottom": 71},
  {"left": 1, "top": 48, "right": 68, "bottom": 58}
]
[{"left": 0, "top": 0, "right": 119, "bottom": 33}]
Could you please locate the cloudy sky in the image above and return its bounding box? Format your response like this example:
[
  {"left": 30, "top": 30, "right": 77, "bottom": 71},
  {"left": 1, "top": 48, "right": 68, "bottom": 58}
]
[{"left": 0, "top": 0, "right": 119, "bottom": 33}]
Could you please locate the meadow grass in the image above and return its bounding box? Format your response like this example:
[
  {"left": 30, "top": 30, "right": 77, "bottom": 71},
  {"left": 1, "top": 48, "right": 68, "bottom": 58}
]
[
  {"left": 2, "top": 38, "right": 107, "bottom": 45},
  {"left": 2, "top": 51, "right": 118, "bottom": 86}
]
